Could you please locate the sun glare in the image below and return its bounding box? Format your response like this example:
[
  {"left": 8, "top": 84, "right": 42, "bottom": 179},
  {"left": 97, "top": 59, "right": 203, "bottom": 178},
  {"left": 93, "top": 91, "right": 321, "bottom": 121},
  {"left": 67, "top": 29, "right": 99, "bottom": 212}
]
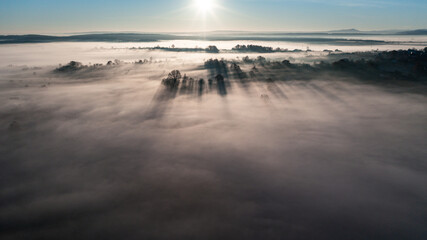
[{"left": 195, "top": 0, "right": 213, "bottom": 12}]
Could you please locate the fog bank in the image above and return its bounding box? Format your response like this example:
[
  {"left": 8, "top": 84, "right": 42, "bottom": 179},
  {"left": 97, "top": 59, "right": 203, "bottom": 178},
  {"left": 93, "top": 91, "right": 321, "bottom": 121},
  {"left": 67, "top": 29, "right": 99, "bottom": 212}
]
[{"left": 1, "top": 45, "right": 426, "bottom": 240}]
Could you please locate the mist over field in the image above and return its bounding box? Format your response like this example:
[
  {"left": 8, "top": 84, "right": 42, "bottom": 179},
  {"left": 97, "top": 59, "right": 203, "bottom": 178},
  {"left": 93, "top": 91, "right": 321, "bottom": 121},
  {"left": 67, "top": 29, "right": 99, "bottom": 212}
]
[
  {"left": 0, "top": 38, "right": 426, "bottom": 240},
  {"left": 3, "top": 0, "right": 427, "bottom": 238}
]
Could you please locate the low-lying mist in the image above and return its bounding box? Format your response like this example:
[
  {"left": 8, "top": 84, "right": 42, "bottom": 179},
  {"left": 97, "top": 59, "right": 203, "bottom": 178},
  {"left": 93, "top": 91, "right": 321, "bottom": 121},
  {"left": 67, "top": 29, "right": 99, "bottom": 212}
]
[{"left": 1, "top": 45, "right": 426, "bottom": 240}]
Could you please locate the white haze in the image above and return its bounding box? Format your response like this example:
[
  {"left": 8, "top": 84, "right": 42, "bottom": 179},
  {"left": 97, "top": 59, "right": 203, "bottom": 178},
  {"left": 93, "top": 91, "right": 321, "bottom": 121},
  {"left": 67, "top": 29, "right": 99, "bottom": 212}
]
[
  {"left": 1, "top": 34, "right": 427, "bottom": 66},
  {"left": 0, "top": 42, "right": 426, "bottom": 240}
]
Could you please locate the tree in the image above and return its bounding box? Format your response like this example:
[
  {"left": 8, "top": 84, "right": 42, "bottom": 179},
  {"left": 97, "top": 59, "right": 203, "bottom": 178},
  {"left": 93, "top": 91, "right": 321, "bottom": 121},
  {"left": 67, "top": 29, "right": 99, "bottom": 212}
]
[
  {"left": 168, "top": 70, "right": 182, "bottom": 81},
  {"left": 206, "top": 45, "right": 219, "bottom": 53},
  {"left": 54, "top": 61, "right": 85, "bottom": 72},
  {"left": 162, "top": 70, "right": 182, "bottom": 89}
]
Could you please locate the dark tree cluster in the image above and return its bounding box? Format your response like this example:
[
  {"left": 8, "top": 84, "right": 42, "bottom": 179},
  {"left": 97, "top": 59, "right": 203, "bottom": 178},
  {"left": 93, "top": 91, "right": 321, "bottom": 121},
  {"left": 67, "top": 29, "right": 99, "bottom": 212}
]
[
  {"left": 54, "top": 61, "right": 85, "bottom": 73},
  {"left": 162, "top": 70, "right": 182, "bottom": 89},
  {"left": 232, "top": 45, "right": 306, "bottom": 53},
  {"left": 241, "top": 56, "right": 268, "bottom": 64},
  {"left": 151, "top": 46, "right": 204, "bottom": 52},
  {"left": 140, "top": 45, "right": 220, "bottom": 53},
  {"left": 323, "top": 49, "right": 343, "bottom": 53},
  {"left": 231, "top": 63, "right": 247, "bottom": 78},
  {"left": 107, "top": 59, "right": 122, "bottom": 66},
  {"left": 54, "top": 61, "right": 109, "bottom": 73},
  {"left": 159, "top": 70, "right": 229, "bottom": 97},
  {"left": 229, "top": 49, "right": 427, "bottom": 84},
  {"left": 206, "top": 45, "right": 220, "bottom": 53},
  {"left": 328, "top": 49, "right": 427, "bottom": 81},
  {"left": 204, "top": 59, "right": 227, "bottom": 69},
  {"left": 135, "top": 59, "right": 149, "bottom": 64},
  {"left": 54, "top": 59, "right": 152, "bottom": 74},
  {"left": 282, "top": 60, "right": 293, "bottom": 67},
  {"left": 232, "top": 44, "right": 274, "bottom": 53}
]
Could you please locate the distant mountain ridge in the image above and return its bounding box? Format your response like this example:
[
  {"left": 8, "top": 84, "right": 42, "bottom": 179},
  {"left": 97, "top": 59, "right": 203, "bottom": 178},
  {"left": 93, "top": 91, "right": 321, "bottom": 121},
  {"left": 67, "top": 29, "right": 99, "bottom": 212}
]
[
  {"left": 1, "top": 29, "right": 427, "bottom": 45},
  {"left": 328, "top": 29, "right": 361, "bottom": 33},
  {"left": 397, "top": 29, "right": 427, "bottom": 35}
]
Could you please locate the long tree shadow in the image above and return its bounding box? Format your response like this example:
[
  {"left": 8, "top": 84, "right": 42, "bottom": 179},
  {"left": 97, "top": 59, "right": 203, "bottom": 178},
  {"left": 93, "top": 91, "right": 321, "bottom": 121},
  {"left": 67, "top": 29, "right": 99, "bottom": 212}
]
[
  {"left": 145, "top": 70, "right": 181, "bottom": 120},
  {"left": 215, "top": 74, "right": 227, "bottom": 96},
  {"left": 205, "top": 59, "right": 231, "bottom": 97},
  {"left": 250, "top": 66, "right": 289, "bottom": 100},
  {"left": 230, "top": 63, "right": 251, "bottom": 94},
  {"left": 308, "top": 82, "right": 345, "bottom": 103},
  {"left": 198, "top": 78, "right": 205, "bottom": 97}
]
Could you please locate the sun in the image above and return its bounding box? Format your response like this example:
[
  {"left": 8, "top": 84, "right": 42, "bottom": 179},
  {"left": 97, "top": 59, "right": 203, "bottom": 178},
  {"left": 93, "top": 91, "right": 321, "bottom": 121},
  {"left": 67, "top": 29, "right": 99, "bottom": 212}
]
[{"left": 195, "top": 0, "right": 213, "bottom": 12}]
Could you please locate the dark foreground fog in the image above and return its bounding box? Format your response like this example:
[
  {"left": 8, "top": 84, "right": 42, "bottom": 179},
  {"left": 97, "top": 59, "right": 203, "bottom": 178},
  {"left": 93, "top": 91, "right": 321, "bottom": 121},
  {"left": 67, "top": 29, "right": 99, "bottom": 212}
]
[{"left": 1, "top": 47, "right": 426, "bottom": 240}]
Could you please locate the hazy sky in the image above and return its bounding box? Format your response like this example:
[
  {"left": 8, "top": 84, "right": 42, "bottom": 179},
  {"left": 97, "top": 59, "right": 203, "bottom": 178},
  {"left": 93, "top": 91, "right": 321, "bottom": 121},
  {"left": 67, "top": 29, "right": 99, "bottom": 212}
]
[{"left": 1, "top": 0, "right": 426, "bottom": 34}]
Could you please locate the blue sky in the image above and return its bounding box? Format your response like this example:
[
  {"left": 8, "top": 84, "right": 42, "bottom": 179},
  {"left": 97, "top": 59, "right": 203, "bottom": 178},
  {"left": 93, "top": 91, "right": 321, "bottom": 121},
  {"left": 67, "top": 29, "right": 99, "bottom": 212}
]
[{"left": 0, "top": 0, "right": 426, "bottom": 34}]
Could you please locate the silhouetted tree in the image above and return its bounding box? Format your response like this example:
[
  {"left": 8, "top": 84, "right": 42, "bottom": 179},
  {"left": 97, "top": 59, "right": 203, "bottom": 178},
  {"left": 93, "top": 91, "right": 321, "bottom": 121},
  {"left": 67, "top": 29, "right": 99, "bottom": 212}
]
[
  {"left": 206, "top": 45, "right": 219, "bottom": 53},
  {"left": 232, "top": 44, "right": 274, "bottom": 53},
  {"left": 242, "top": 56, "right": 253, "bottom": 63},
  {"left": 204, "top": 59, "right": 227, "bottom": 69},
  {"left": 54, "top": 61, "right": 85, "bottom": 72},
  {"left": 168, "top": 70, "right": 182, "bottom": 81},
  {"left": 256, "top": 56, "right": 267, "bottom": 64},
  {"left": 162, "top": 70, "right": 182, "bottom": 89},
  {"left": 282, "top": 60, "right": 292, "bottom": 67}
]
